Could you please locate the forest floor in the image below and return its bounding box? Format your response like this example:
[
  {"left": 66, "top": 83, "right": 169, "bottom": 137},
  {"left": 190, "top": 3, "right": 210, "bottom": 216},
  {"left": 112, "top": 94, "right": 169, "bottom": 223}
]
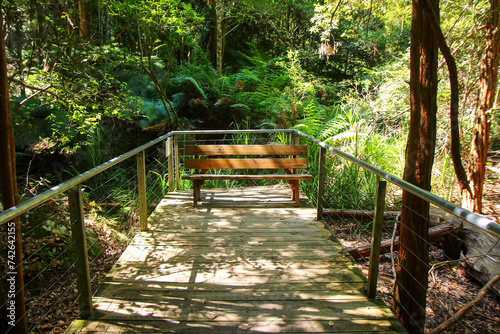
[
  {"left": 20, "top": 155, "right": 500, "bottom": 333},
  {"left": 24, "top": 222, "right": 129, "bottom": 333}
]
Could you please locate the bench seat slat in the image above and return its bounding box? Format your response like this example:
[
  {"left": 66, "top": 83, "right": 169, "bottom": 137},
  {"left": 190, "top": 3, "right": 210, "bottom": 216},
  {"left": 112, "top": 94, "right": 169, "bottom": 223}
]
[
  {"left": 185, "top": 158, "right": 308, "bottom": 170},
  {"left": 182, "top": 174, "right": 313, "bottom": 181},
  {"left": 185, "top": 145, "right": 308, "bottom": 156}
]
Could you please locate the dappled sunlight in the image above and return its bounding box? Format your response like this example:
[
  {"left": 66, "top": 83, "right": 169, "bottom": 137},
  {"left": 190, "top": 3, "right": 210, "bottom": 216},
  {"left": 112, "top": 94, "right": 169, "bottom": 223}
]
[{"left": 67, "top": 187, "right": 406, "bottom": 333}]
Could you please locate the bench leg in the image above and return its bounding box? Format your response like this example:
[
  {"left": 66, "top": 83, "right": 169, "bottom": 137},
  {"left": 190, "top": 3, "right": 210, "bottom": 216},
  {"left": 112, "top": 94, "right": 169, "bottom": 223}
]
[
  {"left": 197, "top": 180, "right": 204, "bottom": 202},
  {"left": 289, "top": 180, "right": 300, "bottom": 207},
  {"left": 193, "top": 181, "right": 198, "bottom": 207},
  {"left": 192, "top": 180, "right": 205, "bottom": 207}
]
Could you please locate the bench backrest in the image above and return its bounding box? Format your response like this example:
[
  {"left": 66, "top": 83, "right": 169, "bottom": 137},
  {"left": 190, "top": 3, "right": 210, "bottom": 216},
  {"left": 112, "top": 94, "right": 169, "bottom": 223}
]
[{"left": 184, "top": 145, "right": 308, "bottom": 171}]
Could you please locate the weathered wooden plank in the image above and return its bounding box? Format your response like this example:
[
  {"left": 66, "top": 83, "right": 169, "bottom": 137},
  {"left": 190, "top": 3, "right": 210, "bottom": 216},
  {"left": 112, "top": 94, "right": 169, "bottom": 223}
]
[
  {"left": 128, "top": 238, "right": 344, "bottom": 248},
  {"left": 143, "top": 228, "right": 334, "bottom": 237},
  {"left": 133, "top": 229, "right": 334, "bottom": 238},
  {"left": 150, "top": 188, "right": 316, "bottom": 209},
  {"left": 91, "top": 299, "right": 395, "bottom": 320},
  {"left": 94, "top": 287, "right": 369, "bottom": 303},
  {"left": 184, "top": 158, "right": 308, "bottom": 170},
  {"left": 96, "top": 279, "right": 367, "bottom": 294},
  {"left": 108, "top": 269, "right": 365, "bottom": 285},
  {"left": 67, "top": 319, "right": 406, "bottom": 333},
  {"left": 107, "top": 262, "right": 365, "bottom": 279},
  {"left": 112, "top": 245, "right": 352, "bottom": 264},
  {"left": 185, "top": 145, "right": 308, "bottom": 156}
]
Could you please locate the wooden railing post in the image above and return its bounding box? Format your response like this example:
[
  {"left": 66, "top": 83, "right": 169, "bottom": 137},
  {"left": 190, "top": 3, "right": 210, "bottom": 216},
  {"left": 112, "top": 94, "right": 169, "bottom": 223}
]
[
  {"left": 316, "top": 147, "right": 326, "bottom": 220},
  {"left": 167, "top": 136, "right": 174, "bottom": 191},
  {"left": 137, "top": 151, "right": 148, "bottom": 232},
  {"left": 367, "top": 177, "right": 387, "bottom": 299},
  {"left": 174, "top": 134, "right": 179, "bottom": 190},
  {"left": 68, "top": 186, "right": 93, "bottom": 318}
]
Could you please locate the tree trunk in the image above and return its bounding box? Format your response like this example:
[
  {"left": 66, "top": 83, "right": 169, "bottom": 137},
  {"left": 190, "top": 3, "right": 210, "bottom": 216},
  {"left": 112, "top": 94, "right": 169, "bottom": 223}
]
[
  {"left": 464, "top": 0, "right": 500, "bottom": 213},
  {"left": 79, "top": 0, "right": 91, "bottom": 40},
  {"left": 0, "top": 3, "right": 27, "bottom": 332},
  {"left": 393, "top": 1, "right": 439, "bottom": 333},
  {"left": 216, "top": 0, "right": 224, "bottom": 76},
  {"left": 207, "top": 1, "right": 218, "bottom": 68}
]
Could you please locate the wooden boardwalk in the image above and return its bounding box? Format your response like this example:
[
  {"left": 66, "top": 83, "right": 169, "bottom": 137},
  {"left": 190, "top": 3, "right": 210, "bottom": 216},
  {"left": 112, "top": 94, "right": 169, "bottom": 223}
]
[{"left": 66, "top": 186, "right": 406, "bottom": 333}]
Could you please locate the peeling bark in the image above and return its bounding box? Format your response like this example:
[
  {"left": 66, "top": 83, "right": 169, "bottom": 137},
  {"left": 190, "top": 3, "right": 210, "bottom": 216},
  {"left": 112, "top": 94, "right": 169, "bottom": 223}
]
[{"left": 465, "top": 0, "right": 500, "bottom": 213}]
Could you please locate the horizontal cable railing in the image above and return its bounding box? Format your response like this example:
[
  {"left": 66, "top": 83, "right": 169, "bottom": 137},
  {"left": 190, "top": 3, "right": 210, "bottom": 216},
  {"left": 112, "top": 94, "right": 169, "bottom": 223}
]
[{"left": 1, "top": 128, "right": 498, "bottom": 333}]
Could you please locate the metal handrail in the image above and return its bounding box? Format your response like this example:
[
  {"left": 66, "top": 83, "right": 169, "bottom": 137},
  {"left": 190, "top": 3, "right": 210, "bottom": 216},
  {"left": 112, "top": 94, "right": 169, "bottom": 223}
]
[{"left": 1, "top": 128, "right": 498, "bottom": 236}]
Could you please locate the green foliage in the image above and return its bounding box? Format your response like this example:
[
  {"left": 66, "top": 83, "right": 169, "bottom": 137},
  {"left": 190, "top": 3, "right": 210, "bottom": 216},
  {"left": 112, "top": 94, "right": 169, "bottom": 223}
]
[
  {"left": 6, "top": 0, "right": 485, "bottom": 223},
  {"left": 491, "top": 108, "right": 500, "bottom": 150}
]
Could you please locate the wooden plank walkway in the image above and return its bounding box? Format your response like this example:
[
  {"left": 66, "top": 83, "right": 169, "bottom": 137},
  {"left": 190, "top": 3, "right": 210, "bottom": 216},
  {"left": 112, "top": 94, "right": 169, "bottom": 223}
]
[{"left": 66, "top": 186, "right": 406, "bottom": 333}]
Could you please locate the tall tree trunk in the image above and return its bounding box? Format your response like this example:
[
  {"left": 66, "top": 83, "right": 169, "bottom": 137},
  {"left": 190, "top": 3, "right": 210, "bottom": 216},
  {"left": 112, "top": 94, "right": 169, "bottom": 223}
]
[
  {"left": 216, "top": 0, "right": 224, "bottom": 76},
  {"left": 393, "top": 0, "right": 439, "bottom": 332},
  {"left": 79, "top": 0, "right": 91, "bottom": 40},
  {"left": 464, "top": 0, "right": 500, "bottom": 213},
  {"left": 207, "top": 0, "right": 217, "bottom": 68},
  {"left": 419, "top": 0, "right": 473, "bottom": 206},
  {"left": 0, "top": 2, "right": 27, "bottom": 332}
]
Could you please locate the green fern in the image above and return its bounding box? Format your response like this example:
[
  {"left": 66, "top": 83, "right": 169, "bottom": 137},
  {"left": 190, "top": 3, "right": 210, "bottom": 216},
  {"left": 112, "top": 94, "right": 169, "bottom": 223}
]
[
  {"left": 138, "top": 100, "right": 168, "bottom": 129},
  {"left": 182, "top": 77, "right": 207, "bottom": 100},
  {"left": 293, "top": 99, "right": 326, "bottom": 135},
  {"left": 237, "top": 42, "right": 268, "bottom": 69},
  {"left": 229, "top": 104, "right": 251, "bottom": 111}
]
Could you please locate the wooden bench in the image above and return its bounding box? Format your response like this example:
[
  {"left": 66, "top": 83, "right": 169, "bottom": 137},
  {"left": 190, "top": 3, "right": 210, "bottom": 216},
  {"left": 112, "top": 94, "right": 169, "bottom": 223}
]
[{"left": 181, "top": 145, "right": 313, "bottom": 207}]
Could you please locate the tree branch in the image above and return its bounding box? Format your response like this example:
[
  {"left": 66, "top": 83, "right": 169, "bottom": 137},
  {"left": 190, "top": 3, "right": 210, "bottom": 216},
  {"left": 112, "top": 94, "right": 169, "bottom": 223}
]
[
  {"left": 8, "top": 77, "right": 60, "bottom": 113},
  {"left": 421, "top": 0, "right": 472, "bottom": 197},
  {"left": 329, "top": 0, "right": 344, "bottom": 26},
  {"left": 427, "top": 275, "right": 500, "bottom": 334}
]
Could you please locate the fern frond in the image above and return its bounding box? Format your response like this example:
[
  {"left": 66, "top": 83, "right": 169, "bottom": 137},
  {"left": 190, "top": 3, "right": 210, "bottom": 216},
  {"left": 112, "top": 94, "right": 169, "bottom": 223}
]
[
  {"left": 183, "top": 77, "right": 207, "bottom": 100},
  {"left": 171, "top": 92, "right": 187, "bottom": 108},
  {"left": 229, "top": 104, "right": 251, "bottom": 111},
  {"left": 324, "top": 131, "right": 357, "bottom": 147}
]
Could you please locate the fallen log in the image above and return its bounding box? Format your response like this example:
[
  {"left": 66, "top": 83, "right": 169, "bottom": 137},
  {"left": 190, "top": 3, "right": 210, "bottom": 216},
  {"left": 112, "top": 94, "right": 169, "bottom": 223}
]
[
  {"left": 461, "top": 224, "right": 500, "bottom": 295},
  {"left": 323, "top": 208, "right": 448, "bottom": 226},
  {"left": 323, "top": 209, "right": 400, "bottom": 221},
  {"left": 347, "top": 223, "right": 463, "bottom": 260}
]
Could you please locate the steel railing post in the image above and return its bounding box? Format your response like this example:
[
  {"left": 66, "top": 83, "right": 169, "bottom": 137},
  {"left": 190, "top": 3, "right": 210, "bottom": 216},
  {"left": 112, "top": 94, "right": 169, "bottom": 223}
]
[
  {"left": 68, "top": 186, "right": 93, "bottom": 318},
  {"left": 174, "top": 134, "right": 179, "bottom": 190},
  {"left": 367, "top": 177, "right": 387, "bottom": 298},
  {"left": 137, "top": 151, "right": 148, "bottom": 232},
  {"left": 167, "top": 137, "right": 174, "bottom": 191},
  {"left": 316, "top": 147, "right": 326, "bottom": 220}
]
